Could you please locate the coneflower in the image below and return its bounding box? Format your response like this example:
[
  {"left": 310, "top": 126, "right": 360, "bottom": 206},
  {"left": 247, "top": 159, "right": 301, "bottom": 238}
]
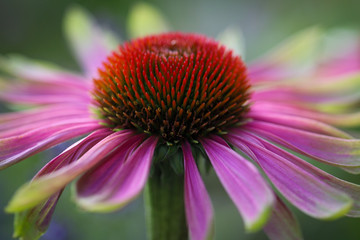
[{"left": 1, "top": 7, "right": 360, "bottom": 240}]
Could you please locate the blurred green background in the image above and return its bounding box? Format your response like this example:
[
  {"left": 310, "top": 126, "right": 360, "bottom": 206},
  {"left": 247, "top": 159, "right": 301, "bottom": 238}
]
[{"left": 1, "top": 0, "right": 360, "bottom": 239}]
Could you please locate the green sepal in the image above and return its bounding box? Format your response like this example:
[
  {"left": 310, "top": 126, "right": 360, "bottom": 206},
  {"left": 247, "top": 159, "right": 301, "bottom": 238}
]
[
  {"left": 13, "top": 210, "right": 44, "bottom": 240},
  {"left": 192, "top": 143, "right": 212, "bottom": 174},
  {"left": 169, "top": 151, "right": 184, "bottom": 175},
  {"left": 12, "top": 192, "right": 62, "bottom": 240},
  {"left": 152, "top": 142, "right": 184, "bottom": 175}
]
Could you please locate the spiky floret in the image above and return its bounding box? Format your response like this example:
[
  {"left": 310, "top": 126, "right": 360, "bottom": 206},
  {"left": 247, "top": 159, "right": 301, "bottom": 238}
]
[{"left": 93, "top": 33, "right": 250, "bottom": 143}]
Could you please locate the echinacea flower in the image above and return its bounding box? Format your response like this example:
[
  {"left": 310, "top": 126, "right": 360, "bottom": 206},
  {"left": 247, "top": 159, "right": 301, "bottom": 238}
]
[{"left": 2, "top": 5, "right": 360, "bottom": 240}]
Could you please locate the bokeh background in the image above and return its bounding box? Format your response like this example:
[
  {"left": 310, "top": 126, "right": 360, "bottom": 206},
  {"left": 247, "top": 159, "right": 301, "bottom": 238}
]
[{"left": 1, "top": 0, "right": 360, "bottom": 239}]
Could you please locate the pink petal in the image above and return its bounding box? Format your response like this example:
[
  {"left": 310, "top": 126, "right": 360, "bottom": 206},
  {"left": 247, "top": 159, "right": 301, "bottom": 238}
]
[
  {"left": 183, "top": 141, "right": 213, "bottom": 240},
  {"left": 75, "top": 136, "right": 158, "bottom": 212},
  {"left": 13, "top": 129, "right": 111, "bottom": 239},
  {"left": 64, "top": 7, "right": 118, "bottom": 78},
  {"left": 252, "top": 87, "right": 360, "bottom": 110},
  {"left": 252, "top": 88, "right": 336, "bottom": 105},
  {"left": 248, "top": 63, "right": 301, "bottom": 84},
  {"left": 264, "top": 195, "right": 303, "bottom": 240},
  {"left": 0, "top": 81, "right": 91, "bottom": 105},
  {"left": 0, "top": 119, "right": 101, "bottom": 169},
  {"left": 6, "top": 130, "right": 136, "bottom": 212},
  {"left": 251, "top": 102, "right": 360, "bottom": 127},
  {"left": 247, "top": 110, "right": 351, "bottom": 138},
  {"left": 0, "top": 114, "right": 93, "bottom": 138},
  {"left": 0, "top": 104, "right": 88, "bottom": 126},
  {"left": 243, "top": 120, "right": 360, "bottom": 168},
  {"left": 35, "top": 129, "right": 113, "bottom": 177},
  {"left": 247, "top": 27, "right": 322, "bottom": 85},
  {"left": 318, "top": 57, "right": 360, "bottom": 77},
  {"left": 0, "top": 55, "right": 89, "bottom": 87},
  {"left": 246, "top": 135, "right": 360, "bottom": 217},
  {"left": 245, "top": 131, "right": 360, "bottom": 217},
  {"left": 76, "top": 133, "right": 144, "bottom": 198},
  {"left": 201, "top": 136, "right": 274, "bottom": 231},
  {"left": 316, "top": 31, "right": 360, "bottom": 78},
  {"left": 228, "top": 132, "right": 353, "bottom": 219}
]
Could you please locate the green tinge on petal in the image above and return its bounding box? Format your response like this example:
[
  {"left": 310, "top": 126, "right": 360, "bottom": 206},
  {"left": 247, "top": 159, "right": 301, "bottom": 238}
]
[
  {"left": 264, "top": 196, "right": 303, "bottom": 240},
  {"left": 314, "top": 101, "right": 360, "bottom": 114},
  {"left": 0, "top": 55, "right": 63, "bottom": 77},
  {"left": 205, "top": 221, "right": 215, "bottom": 240},
  {"left": 63, "top": 5, "right": 119, "bottom": 65},
  {"left": 245, "top": 203, "right": 273, "bottom": 233},
  {"left": 305, "top": 73, "right": 360, "bottom": 94},
  {"left": 257, "top": 26, "right": 323, "bottom": 67},
  {"left": 12, "top": 189, "right": 62, "bottom": 240},
  {"left": 77, "top": 199, "right": 132, "bottom": 213},
  {"left": 341, "top": 166, "right": 360, "bottom": 174},
  {"left": 321, "top": 198, "right": 353, "bottom": 220},
  {"left": 0, "top": 77, "right": 7, "bottom": 89},
  {"left": 6, "top": 177, "right": 65, "bottom": 213},
  {"left": 322, "top": 29, "right": 360, "bottom": 61},
  {"left": 74, "top": 184, "right": 140, "bottom": 213},
  {"left": 101, "top": 28, "right": 121, "bottom": 52},
  {"left": 127, "top": 2, "right": 169, "bottom": 39},
  {"left": 14, "top": 211, "right": 43, "bottom": 240},
  {"left": 64, "top": 6, "right": 95, "bottom": 48},
  {"left": 217, "top": 27, "right": 246, "bottom": 59}
]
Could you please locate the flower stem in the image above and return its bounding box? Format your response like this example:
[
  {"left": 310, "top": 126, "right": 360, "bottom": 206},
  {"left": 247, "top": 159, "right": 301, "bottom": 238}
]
[{"left": 145, "top": 164, "right": 188, "bottom": 240}]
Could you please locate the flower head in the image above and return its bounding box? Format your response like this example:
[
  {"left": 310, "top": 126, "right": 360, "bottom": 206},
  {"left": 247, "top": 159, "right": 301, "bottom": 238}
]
[
  {"left": 93, "top": 33, "right": 250, "bottom": 143},
  {"left": 1, "top": 6, "right": 360, "bottom": 240}
]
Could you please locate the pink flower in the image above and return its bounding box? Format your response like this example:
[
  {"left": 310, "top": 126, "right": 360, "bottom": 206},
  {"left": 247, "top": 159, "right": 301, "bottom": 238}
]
[{"left": 1, "top": 6, "right": 360, "bottom": 240}]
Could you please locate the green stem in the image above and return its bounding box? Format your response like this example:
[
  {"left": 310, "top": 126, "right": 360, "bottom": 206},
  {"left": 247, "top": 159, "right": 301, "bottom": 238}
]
[{"left": 144, "top": 165, "right": 188, "bottom": 240}]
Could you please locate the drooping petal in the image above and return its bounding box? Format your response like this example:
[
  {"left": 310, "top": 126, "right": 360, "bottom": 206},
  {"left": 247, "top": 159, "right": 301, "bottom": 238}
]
[
  {"left": 0, "top": 119, "right": 100, "bottom": 169},
  {"left": 248, "top": 135, "right": 360, "bottom": 217},
  {"left": 247, "top": 110, "right": 351, "bottom": 139},
  {"left": 0, "top": 55, "right": 89, "bottom": 87},
  {"left": 285, "top": 72, "right": 360, "bottom": 95},
  {"left": 64, "top": 6, "right": 119, "bottom": 77},
  {"left": 76, "top": 136, "right": 158, "bottom": 212},
  {"left": 5, "top": 130, "right": 135, "bottom": 212},
  {"left": 0, "top": 104, "right": 88, "bottom": 127},
  {"left": 13, "top": 129, "right": 110, "bottom": 240},
  {"left": 316, "top": 29, "right": 360, "bottom": 78},
  {"left": 0, "top": 114, "right": 93, "bottom": 139},
  {"left": 0, "top": 81, "right": 91, "bottom": 105},
  {"left": 228, "top": 132, "right": 354, "bottom": 219},
  {"left": 34, "top": 129, "right": 113, "bottom": 177},
  {"left": 183, "top": 141, "right": 214, "bottom": 240},
  {"left": 75, "top": 133, "right": 144, "bottom": 198},
  {"left": 251, "top": 102, "right": 360, "bottom": 127},
  {"left": 252, "top": 87, "right": 358, "bottom": 106},
  {"left": 13, "top": 190, "right": 64, "bottom": 240},
  {"left": 243, "top": 120, "right": 360, "bottom": 168},
  {"left": 252, "top": 132, "right": 360, "bottom": 217},
  {"left": 201, "top": 136, "right": 274, "bottom": 232},
  {"left": 248, "top": 27, "right": 322, "bottom": 84},
  {"left": 127, "top": 2, "right": 169, "bottom": 39},
  {"left": 255, "top": 133, "right": 360, "bottom": 217},
  {"left": 252, "top": 86, "right": 360, "bottom": 113},
  {"left": 264, "top": 196, "right": 303, "bottom": 240}
]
